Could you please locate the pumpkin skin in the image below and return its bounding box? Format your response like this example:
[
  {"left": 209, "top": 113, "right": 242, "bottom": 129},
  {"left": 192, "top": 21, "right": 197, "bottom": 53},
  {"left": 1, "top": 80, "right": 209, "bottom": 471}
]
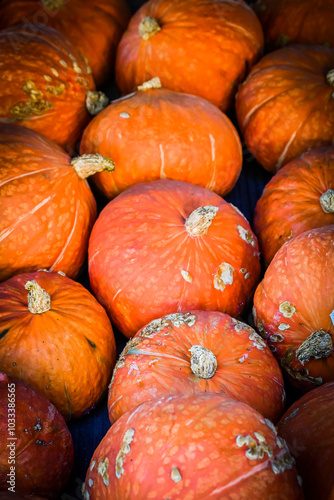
[
  {"left": 236, "top": 44, "right": 334, "bottom": 173},
  {"left": 0, "top": 24, "right": 95, "bottom": 152},
  {"left": 253, "top": 0, "right": 334, "bottom": 50},
  {"left": 253, "top": 226, "right": 334, "bottom": 392},
  {"left": 0, "top": 372, "right": 74, "bottom": 498},
  {"left": 0, "top": 271, "right": 117, "bottom": 420},
  {"left": 88, "top": 180, "right": 261, "bottom": 338},
  {"left": 253, "top": 146, "right": 334, "bottom": 266},
  {"left": 115, "top": 0, "right": 264, "bottom": 111},
  {"left": 108, "top": 310, "right": 285, "bottom": 424},
  {"left": 82, "top": 392, "right": 304, "bottom": 500},
  {"left": 277, "top": 382, "right": 334, "bottom": 500},
  {"left": 0, "top": 0, "right": 131, "bottom": 87},
  {"left": 80, "top": 80, "right": 242, "bottom": 198}
]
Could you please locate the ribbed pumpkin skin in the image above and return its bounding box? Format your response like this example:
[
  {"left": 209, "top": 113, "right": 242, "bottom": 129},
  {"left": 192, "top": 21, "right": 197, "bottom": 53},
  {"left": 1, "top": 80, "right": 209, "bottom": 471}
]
[
  {"left": 254, "top": 0, "right": 334, "bottom": 49},
  {"left": 80, "top": 86, "right": 242, "bottom": 198},
  {"left": 0, "top": 0, "right": 131, "bottom": 87},
  {"left": 236, "top": 44, "right": 334, "bottom": 173},
  {"left": 254, "top": 147, "right": 334, "bottom": 266},
  {"left": 253, "top": 226, "right": 334, "bottom": 392},
  {"left": 0, "top": 25, "right": 94, "bottom": 152},
  {"left": 108, "top": 310, "right": 285, "bottom": 424},
  {"left": 0, "top": 373, "right": 74, "bottom": 498},
  {"left": 88, "top": 180, "right": 261, "bottom": 338},
  {"left": 115, "top": 0, "right": 264, "bottom": 110},
  {"left": 0, "top": 271, "right": 117, "bottom": 420},
  {"left": 277, "top": 382, "right": 334, "bottom": 500},
  {"left": 82, "top": 393, "right": 304, "bottom": 500},
  {"left": 0, "top": 124, "right": 97, "bottom": 282}
]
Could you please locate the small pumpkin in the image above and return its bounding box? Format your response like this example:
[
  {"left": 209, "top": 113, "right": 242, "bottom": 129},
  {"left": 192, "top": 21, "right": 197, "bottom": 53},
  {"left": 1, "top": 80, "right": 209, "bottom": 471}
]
[
  {"left": 253, "top": 226, "right": 334, "bottom": 392},
  {"left": 0, "top": 270, "right": 117, "bottom": 420},
  {"left": 236, "top": 44, "right": 334, "bottom": 173},
  {"left": 253, "top": 146, "right": 334, "bottom": 266}
]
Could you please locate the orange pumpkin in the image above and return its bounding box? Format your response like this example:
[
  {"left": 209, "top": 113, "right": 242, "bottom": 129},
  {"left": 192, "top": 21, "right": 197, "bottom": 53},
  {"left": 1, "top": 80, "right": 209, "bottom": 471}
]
[
  {"left": 236, "top": 44, "right": 334, "bottom": 173},
  {"left": 253, "top": 226, "right": 334, "bottom": 392},
  {"left": 88, "top": 180, "right": 261, "bottom": 338},
  {"left": 0, "top": 0, "right": 131, "bottom": 87},
  {"left": 80, "top": 78, "right": 242, "bottom": 198},
  {"left": 0, "top": 271, "right": 117, "bottom": 420},
  {"left": 115, "top": 0, "right": 264, "bottom": 110},
  {"left": 253, "top": 146, "right": 334, "bottom": 266}
]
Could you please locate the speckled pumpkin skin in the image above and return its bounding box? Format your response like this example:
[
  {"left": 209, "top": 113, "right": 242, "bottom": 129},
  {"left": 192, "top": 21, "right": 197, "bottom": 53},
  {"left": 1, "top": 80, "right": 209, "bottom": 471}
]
[
  {"left": 236, "top": 44, "right": 334, "bottom": 173},
  {"left": 108, "top": 310, "right": 285, "bottom": 424},
  {"left": 115, "top": 0, "right": 264, "bottom": 111},
  {"left": 82, "top": 393, "right": 304, "bottom": 500},
  {"left": 0, "top": 373, "right": 74, "bottom": 498},
  {"left": 88, "top": 180, "right": 261, "bottom": 338},
  {"left": 277, "top": 382, "right": 334, "bottom": 500},
  {"left": 0, "top": 25, "right": 94, "bottom": 152},
  {"left": 253, "top": 147, "right": 334, "bottom": 266},
  {"left": 0, "top": 271, "right": 117, "bottom": 420},
  {"left": 253, "top": 226, "right": 334, "bottom": 392},
  {"left": 80, "top": 86, "right": 242, "bottom": 198},
  {"left": 0, "top": 123, "right": 97, "bottom": 282}
]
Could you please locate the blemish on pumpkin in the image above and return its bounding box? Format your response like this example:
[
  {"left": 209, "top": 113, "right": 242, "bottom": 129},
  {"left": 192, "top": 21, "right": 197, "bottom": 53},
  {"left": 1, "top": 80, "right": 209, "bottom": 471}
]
[
  {"left": 240, "top": 268, "right": 247, "bottom": 274},
  {"left": 43, "top": 75, "right": 52, "bottom": 82},
  {"left": 81, "top": 483, "right": 90, "bottom": 500},
  {"left": 171, "top": 466, "right": 182, "bottom": 483},
  {"left": 181, "top": 270, "right": 192, "bottom": 283},
  {"left": 185, "top": 206, "right": 219, "bottom": 237},
  {"left": 50, "top": 68, "right": 59, "bottom": 77},
  {"left": 296, "top": 329, "right": 333, "bottom": 365},
  {"left": 11, "top": 81, "right": 54, "bottom": 120},
  {"left": 98, "top": 457, "right": 110, "bottom": 486},
  {"left": 85, "top": 337, "right": 96, "bottom": 349},
  {"left": 35, "top": 439, "right": 48, "bottom": 446},
  {"left": 88, "top": 478, "right": 94, "bottom": 487},
  {"left": 230, "top": 203, "right": 247, "bottom": 220},
  {"left": 73, "top": 61, "right": 83, "bottom": 74},
  {"left": 115, "top": 428, "right": 135, "bottom": 479},
  {"left": 90, "top": 459, "right": 96, "bottom": 471},
  {"left": 237, "top": 225, "right": 256, "bottom": 247},
  {"left": 64, "top": 382, "right": 72, "bottom": 420},
  {"left": 59, "top": 59, "right": 68, "bottom": 68},
  {"left": 271, "top": 448, "right": 295, "bottom": 475},
  {"left": 0, "top": 328, "right": 9, "bottom": 340},
  {"left": 214, "top": 262, "right": 234, "bottom": 291},
  {"left": 140, "top": 313, "right": 197, "bottom": 338},
  {"left": 244, "top": 272, "right": 250, "bottom": 279},
  {"left": 278, "top": 323, "right": 290, "bottom": 331},
  {"left": 265, "top": 418, "right": 277, "bottom": 435},
  {"left": 46, "top": 83, "right": 65, "bottom": 96},
  {"left": 236, "top": 433, "right": 273, "bottom": 460},
  {"left": 279, "top": 301, "right": 296, "bottom": 318},
  {"left": 33, "top": 421, "right": 42, "bottom": 432},
  {"left": 248, "top": 331, "right": 266, "bottom": 350},
  {"left": 330, "top": 310, "right": 334, "bottom": 325},
  {"left": 270, "top": 333, "right": 285, "bottom": 343},
  {"left": 120, "top": 112, "right": 130, "bottom": 118}
]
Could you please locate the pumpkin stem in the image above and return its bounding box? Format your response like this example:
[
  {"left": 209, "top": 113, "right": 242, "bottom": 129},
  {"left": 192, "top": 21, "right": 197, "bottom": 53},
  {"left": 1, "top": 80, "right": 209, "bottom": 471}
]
[
  {"left": 326, "top": 69, "right": 334, "bottom": 87},
  {"left": 25, "top": 281, "right": 51, "bottom": 314},
  {"left": 185, "top": 206, "right": 219, "bottom": 237},
  {"left": 190, "top": 345, "right": 217, "bottom": 379},
  {"left": 139, "top": 16, "right": 161, "bottom": 40},
  {"left": 137, "top": 77, "right": 162, "bottom": 91},
  {"left": 41, "top": 0, "right": 64, "bottom": 9},
  {"left": 296, "top": 329, "right": 333, "bottom": 366},
  {"left": 86, "top": 90, "right": 109, "bottom": 116},
  {"left": 71, "top": 154, "right": 115, "bottom": 179},
  {"left": 320, "top": 189, "right": 334, "bottom": 213}
]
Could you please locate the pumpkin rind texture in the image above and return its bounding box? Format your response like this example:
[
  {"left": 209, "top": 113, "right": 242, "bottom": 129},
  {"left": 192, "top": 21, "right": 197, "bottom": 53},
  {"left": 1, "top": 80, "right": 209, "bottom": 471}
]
[
  {"left": 236, "top": 44, "right": 334, "bottom": 173},
  {"left": 0, "top": 372, "right": 74, "bottom": 498},
  {"left": 115, "top": 0, "right": 264, "bottom": 110},
  {"left": 88, "top": 180, "right": 261, "bottom": 338},
  {"left": 0, "top": 271, "right": 117, "bottom": 420}
]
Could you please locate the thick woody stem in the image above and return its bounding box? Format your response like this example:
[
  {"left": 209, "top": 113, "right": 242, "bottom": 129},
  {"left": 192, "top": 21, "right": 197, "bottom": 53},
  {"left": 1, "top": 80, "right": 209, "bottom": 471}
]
[
  {"left": 71, "top": 154, "right": 115, "bottom": 179},
  {"left": 326, "top": 69, "right": 334, "bottom": 87},
  {"left": 190, "top": 345, "right": 218, "bottom": 379},
  {"left": 86, "top": 91, "right": 109, "bottom": 116},
  {"left": 139, "top": 16, "right": 161, "bottom": 40},
  {"left": 185, "top": 206, "right": 219, "bottom": 237},
  {"left": 320, "top": 189, "right": 334, "bottom": 213},
  {"left": 25, "top": 281, "right": 51, "bottom": 314},
  {"left": 296, "top": 329, "right": 333, "bottom": 365},
  {"left": 137, "top": 77, "right": 162, "bottom": 91}
]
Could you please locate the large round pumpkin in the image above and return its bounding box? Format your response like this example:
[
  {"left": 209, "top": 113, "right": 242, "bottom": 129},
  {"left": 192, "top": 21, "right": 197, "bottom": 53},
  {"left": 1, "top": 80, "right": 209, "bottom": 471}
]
[
  {"left": 236, "top": 44, "right": 334, "bottom": 173},
  {"left": 115, "top": 0, "right": 264, "bottom": 110},
  {"left": 82, "top": 392, "right": 303, "bottom": 499},
  {"left": 253, "top": 146, "right": 334, "bottom": 266},
  {"left": 0, "top": 0, "right": 131, "bottom": 87},
  {"left": 253, "top": 226, "right": 334, "bottom": 392},
  {"left": 80, "top": 77, "right": 242, "bottom": 198},
  {"left": 88, "top": 179, "right": 261, "bottom": 338},
  {"left": 0, "top": 123, "right": 115, "bottom": 282},
  {"left": 0, "top": 270, "right": 117, "bottom": 420}
]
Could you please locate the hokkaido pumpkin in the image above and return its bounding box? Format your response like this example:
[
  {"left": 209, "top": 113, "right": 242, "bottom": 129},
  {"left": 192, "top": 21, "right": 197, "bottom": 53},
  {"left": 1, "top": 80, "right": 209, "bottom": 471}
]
[
  {"left": 236, "top": 44, "right": 334, "bottom": 173},
  {"left": 0, "top": 372, "right": 74, "bottom": 498},
  {"left": 0, "top": 270, "right": 117, "bottom": 420},
  {"left": 88, "top": 180, "right": 261, "bottom": 338},
  {"left": 82, "top": 393, "right": 304, "bottom": 499},
  {"left": 253, "top": 226, "right": 334, "bottom": 392},
  {"left": 80, "top": 77, "right": 242, "bottom": 198},
  {"left": 0, "top": 123, "right": 115, "bottom": 282},
  {"left": 253, "top": 146, "right": 334, "bottom": 266},
  {"left": 115, "top": 0, "right": 264, "bottom": 110},
  {"left": 0, "top": 0, "right": 131, "bottom": 87}
]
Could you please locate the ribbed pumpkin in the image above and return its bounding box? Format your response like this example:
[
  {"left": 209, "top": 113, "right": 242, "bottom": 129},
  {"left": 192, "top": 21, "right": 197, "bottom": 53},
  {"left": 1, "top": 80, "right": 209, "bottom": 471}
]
[
  {"left": 0, "top": 0, "right": 131, "bottom": 87},
  {"left": 115, "top": 0, "right": 264, "bottom": 110},
  {"left": 0, "top": 372, "right": 74, "bottom": 498},
  {"left": 80, "top": 77, "right": 242, "bottom": 198},
  {"left": 253, "top": 226, "right": 334, "bottom": 392},
  {"left": 0, "top": 24, "right": 95, "bottom": 152},
  {"left": 253, "top": 146, "right": 334, "bottom": 266},
  {"left": 236, "top": 44, "right": 334, "bottom": 173},
  {"left": 0, "top": 123, "right": 115, "bottom": 282},
  {"left": 0, "top": 271, "right": 117, "bottom": 420},
  {"left": 88, "top": 180, "right": 261, "bottom": 338},
  {"left": 108, "top": 310, "right": 285, "bottom": 424},
  {"left": 82, "top": 393, "right": 304, "bottom": 500}
]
